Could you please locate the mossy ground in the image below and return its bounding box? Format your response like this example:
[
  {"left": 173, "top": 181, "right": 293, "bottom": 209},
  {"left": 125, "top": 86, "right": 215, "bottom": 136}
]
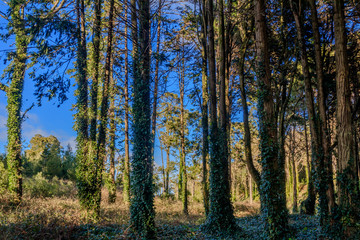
[{"left": 0, "top": 188, "right": 346, "bottom": 239}]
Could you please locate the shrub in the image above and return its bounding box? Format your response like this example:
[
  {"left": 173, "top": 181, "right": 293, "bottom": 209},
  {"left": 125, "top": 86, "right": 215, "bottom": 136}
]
[
  {"left": 24, "top": 172, "right": 76, "bottom": 198},
  {"left": 0, "top": 161, "right": 8, "bottom": 193}
]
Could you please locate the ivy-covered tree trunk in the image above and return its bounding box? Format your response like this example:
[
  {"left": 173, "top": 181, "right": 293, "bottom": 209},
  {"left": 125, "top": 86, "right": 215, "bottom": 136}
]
[
  {"left": 6, "top": 0, "right": 28, "bottom": 203},
  {"left": 200, "top": 0, "right": 209, "bottom": 216},
  {"left": 179, "top": 43, "right": 188, "bottom": 215},
  {"left": 254, "top": 0, "right": 288, "bottom": 238},
  {"left": 309, "top": 0, "right": 336, "bottom": 213},
  {"left": 334, "top": 0, "right": 360, "bottom": 232},
  {"left": 75, "top": 0, "right": 90, "bottom": 212},
  {"left": 129, "top": 0, "right": 155, "bottom": 237},
  {"left": 79, "top": 0, "right": 103, "bottom": 216},
  {"left": 99, "top": 0, "right": 115, "bottom": 205},
  {"left": 123, "top": 1, "right": 130, "bottom": 204},
  {"left": 291, "top": 2, "right": 329, "bottom": 225},
  {"left": 108, "top": 70, "right": 116, "bottom": 203},
  {"left": 202, "top": 0, "right": 237, "bottom": 234}
]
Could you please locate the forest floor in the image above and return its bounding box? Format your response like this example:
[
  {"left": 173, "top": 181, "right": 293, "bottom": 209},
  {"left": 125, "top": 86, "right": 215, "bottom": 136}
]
[{"left": 0, "top": 189, "right": 325, "bottom": 239}]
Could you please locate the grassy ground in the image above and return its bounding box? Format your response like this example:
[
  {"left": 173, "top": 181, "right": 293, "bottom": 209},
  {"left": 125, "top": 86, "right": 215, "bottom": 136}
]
[{"left": 0, "top": 189, "right": 325, "bottom": 239}]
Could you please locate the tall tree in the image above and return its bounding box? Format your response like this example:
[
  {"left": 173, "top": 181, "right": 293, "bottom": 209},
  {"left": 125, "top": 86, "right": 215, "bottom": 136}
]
[
  {"left": 308, "top": 0, "right": 336, "bottom": 212},
  {"left": 123, "top": 1, "right": 130, "bottom": 204},
  {"left": 99, "top": 0, "right": 115, "bottom": 205},
  {"left": 179, "top": 37, "right": 188, "bottom": 215},
  {"left": 254, "top": 0, "right": 288, "bottom": 238},
  {"left": 202, "top": 0, "right": 237, "bottom": 234},
  {"left": 4, "top": 0, "right": 68, "bottom": 204},
  {"left": 129, "top": 0, "right": 156, "bottom": 237},
  {"left": 239, "top": 38, "right": 260, "bottom": 190},
  {"left": 334, "top": 0, "right": 359, "bottom": 233},
  {"left": 290, "top": 0, "right": 329, "bottom": 225},
  {"left": 75, "top": 0, "right": 89, "bottom": 212},
  {"left": 200, "top": 0, "right": 209, "bottom": 216},
  {"left": 150, "top": 0, "right": 162, "bottom": 158},
  {"left": 6, "top": 0, "right": 27, "bottom": 204},
  {"left": 85, "top": 0, "right": 103, "bottom": 216}
]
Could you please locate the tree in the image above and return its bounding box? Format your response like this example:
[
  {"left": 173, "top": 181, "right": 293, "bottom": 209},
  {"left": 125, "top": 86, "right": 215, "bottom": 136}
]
[
  {"left": 199, "top": 0, "right": 209, "bottom": 216},
  {"left": 75, "top": 0, "right": 90, "bottom": 215},
  {"left": 122, "top": 0, "right": 131, "bottom": 204},
  {"left": 290, "top": 0, "right": 329, "bottom": 225},
  {"left": 1, "top": 0, "right": 69, "bottom": 204},
  {"left": 129, "top": 0, "right": 156, "bottom": 237},
  {"left": 100, "top": 0, "right": 115, "bottom": 204},
  {"left": 62, "top": 144, "right": 76, "bottom": 181},
  {"left": 334, "top": 0, "right": 360, "bottom": 234},
  {"left": 201, "top": 0, "right": 237, "bottom": 235},
  {"left": 254, "top": 0, "right": 288, "bottom": 238}
]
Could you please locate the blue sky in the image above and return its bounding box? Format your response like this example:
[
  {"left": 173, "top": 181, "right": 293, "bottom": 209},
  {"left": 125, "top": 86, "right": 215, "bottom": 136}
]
[
  {"left": 0, "top": 3, "right": 77, "bottom": 153},
  {"left": 0, "top": 1, "right": 197, "bottom": 169}
]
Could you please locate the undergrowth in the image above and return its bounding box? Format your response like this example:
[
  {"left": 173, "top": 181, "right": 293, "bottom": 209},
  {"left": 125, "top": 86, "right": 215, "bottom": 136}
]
[{"left": 1, "top": 187, "right": 357, "bottom": 239}]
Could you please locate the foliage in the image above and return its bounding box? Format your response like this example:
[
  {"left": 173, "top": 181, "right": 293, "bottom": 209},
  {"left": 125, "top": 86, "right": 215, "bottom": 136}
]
[
  {"left": 24, "top": 135, "right": 76, "bottom": 180},
  {"left": 23, "top": 172, "right": 76, "bottom": 198},
  {"left": 0, "top": 158, "right": 8, "bottom": 192}
]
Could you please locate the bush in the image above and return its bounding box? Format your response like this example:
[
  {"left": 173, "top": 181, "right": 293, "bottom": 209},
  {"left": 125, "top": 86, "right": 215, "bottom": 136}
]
[
  {"left": 24, "top": 172, "right": 76, "bottom": 198},
  {"left": 0, "top": 161, "right": 8, "bottom": 193}
]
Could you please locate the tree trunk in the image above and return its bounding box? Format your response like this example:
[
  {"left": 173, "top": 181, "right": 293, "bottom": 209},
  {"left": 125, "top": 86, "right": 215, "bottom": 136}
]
[
  {"left": 108, "top": 50, "right": 116, "bottom": 204},
  {"left": 150, "top": 0, "right": 162, "bottom": 157},
  {"left": 85, "top": 0, "right": 103, "bottom": 216},
  {"left": 179, "top": 42, "right": 188, "bottom": 214},
  {"left": 123, "top": 1, "right": 130, "bottom": 204},
  {"left": 309, "top": 0, "right": 336, "bottom": 213},
  {"left": 7, "top": 1, "right": 27, "bottom": 203},
  {"left": 129, "top": 0, "right": 156, "bottom": 236},
  {"left": 160, "top": 143, "right": 166, "bottom": 195},
  {"left": 99, "top": 0, "right": 114, "bottom": 205},
  {"left": 291, "top": 1, "right": 328, "bottom": 225},
  {"left": 334, "top": 0, "right": 359, "bottom": 228},
  {"left": 239, "top": 45, "right": 260, "bottom": 189},
  {"left": 300, "top": 110, "right": 316, "bottom": 215},
  {"left": 202, "top": 0, "right": 237, "bottom": 233},
  {"left": 75, "top": 0, "right": 89, "bottom": 211},
  {"left": 200, "top": 0, "right": 209, "bottom": 216},
  {"left": 165, "top": 146, "right": 170, "bottom": 195},
  {"left": 249, "top": 174, "right": 253, "bottom": 204},
  {"left": 255, "top": 0, "right": 288, "bottom": 238},
  {"left": 291, "top": 126, "right": 298, "bottom": 213}
]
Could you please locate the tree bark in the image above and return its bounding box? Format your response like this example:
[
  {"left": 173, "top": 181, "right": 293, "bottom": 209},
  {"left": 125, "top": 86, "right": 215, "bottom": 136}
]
[
  {"left": 202, "top": 0, "right": 237, "bottom": 233},
  {"left": 239, "top": 45, "right": 260, "bottom": 189},
  {"left": 200, "top": 0, "right": 209, "bottom": 216},
  {"left": 291, "top": 126, "right": 298, "bottom": 213},
  {"left": 108, "top": 49, "right": 116, "bottom": 204},
  {"left": 291, "top": 1, "right": 328, "bottom": 225},
  {"left": 75, "top": 0, "right": 89, "bottom": 211},
  {"left": 129, "top": 0, "right": 156, "bottom": 236},
  {"left": 150, "top": 0, "right": 162, "bottom": 157},
  {"left": 334, "top": 0, "right": 359, "bottom": 228},
  {"left": 7, "top": 0, "right": 27, "bottom": 203},
  {"left": 123, "top": 1, "right": 130, "bottom": 204},
  {"left": 99, "top": 0, "right": 115, "bottom": 205},
  {"left": 308, "top": 0, "right": 336, "bottom": 213},
  {"left": 300, "top": 110, "right": 316, "bottom": 215},
  {"left": 179, "top": 39, "right": 188, "bottom": 215},
  {"left": 255, "top": 0, "right": 288, "bottom": 238}
]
